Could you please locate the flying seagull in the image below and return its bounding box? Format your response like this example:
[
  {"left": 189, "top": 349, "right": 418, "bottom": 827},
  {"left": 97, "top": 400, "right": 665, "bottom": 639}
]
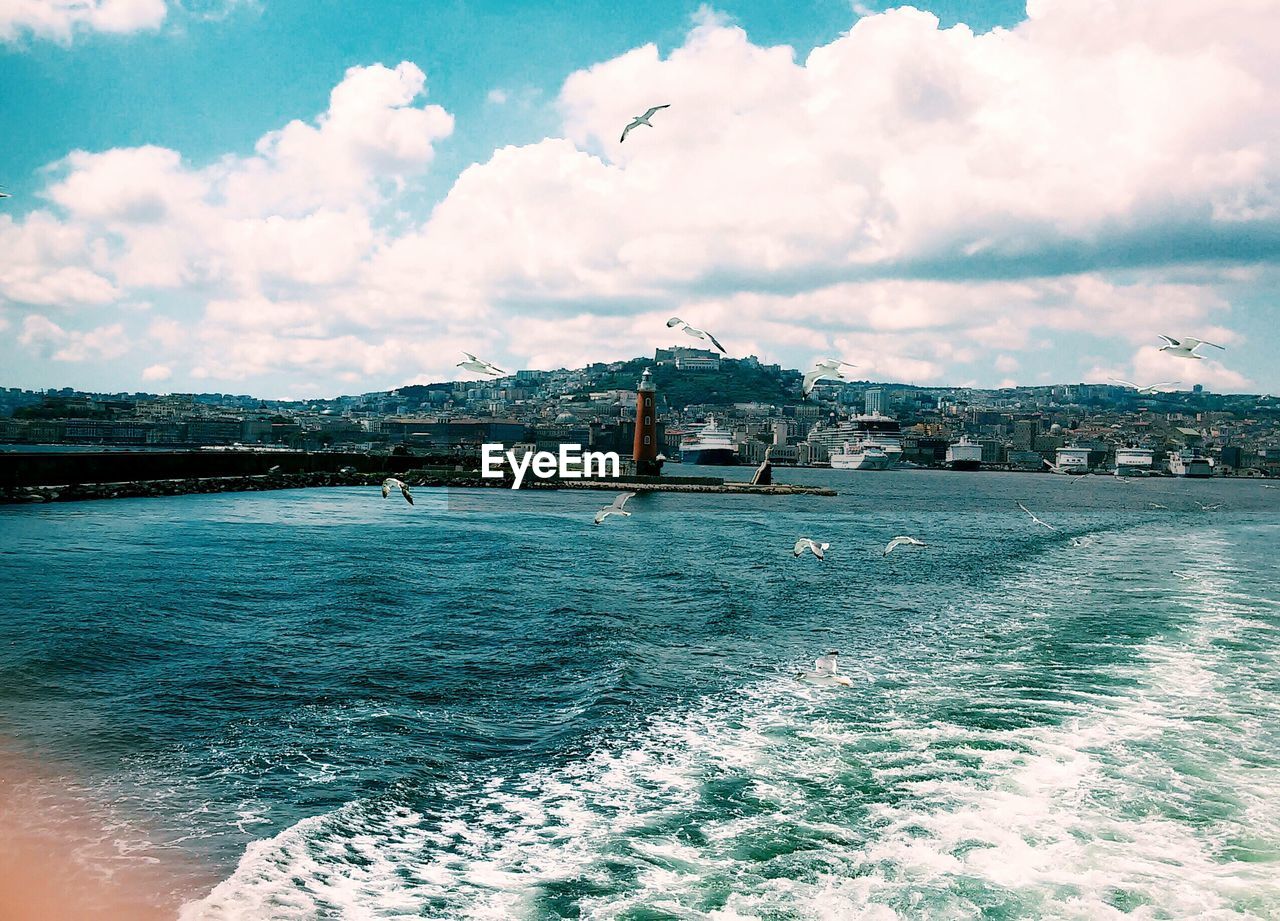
[
  {"left": 620, "top": 104, "right": 670, "bottom": 143},
  {"left": 594, "top": 492, "right": 636, "bottom": 524},
  {"left": 884, "top": 536, "right": 926, "bottom": 556},
  {"left": 1109, "top": 378, "right": 1181, "bottom": 394},
  {"left": 1263, "top": 485, "right": 1278, "bottom": 490},
  {"left": 382, "top": 477, "right": 414, "bottom": 505},
  {"left": 797, "top": 651, "right": 853, "bottom": 686},
  {"left": 1157, "top": 335, "right": 1225, "bottom": 360},
  {"left": 1147, "top": 502, "right": 1169, "bottom": 509},
  {"left": 666, "top": 317, "right": 726, "bottom": 353},
  {"left": 1197, "top": 502, "right": 1222, "bottom": 511},
  {"left": 793, "top": 538, "right": 830, "bottom": 560},
  {"left": 457, "top": 351, "right": 505, "bottom": 376},
  {"left": 0, "top": 189, "right": 9, "bottom": 199},
  {"left": 1016, "top": 501, "right": 1058, "bottom": 531},
  {"left": 802, "top": 359, "right": 856, "bottom": 397}
]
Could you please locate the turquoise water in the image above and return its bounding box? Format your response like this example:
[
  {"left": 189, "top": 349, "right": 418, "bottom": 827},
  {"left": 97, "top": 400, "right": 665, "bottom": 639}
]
[{"left": 1, "top": 470, "right": 1278, "bottom": 919}]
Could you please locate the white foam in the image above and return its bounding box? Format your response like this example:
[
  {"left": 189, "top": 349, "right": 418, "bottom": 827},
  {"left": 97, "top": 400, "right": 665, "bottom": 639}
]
[{"left": 181, "top": 531, "right": 1280, "bottom": 920}]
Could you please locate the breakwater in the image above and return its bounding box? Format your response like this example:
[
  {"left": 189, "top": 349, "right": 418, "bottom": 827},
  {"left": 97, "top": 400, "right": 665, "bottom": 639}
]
[{"left": 1, "top": 466, "right": 835, "bottom": 504}]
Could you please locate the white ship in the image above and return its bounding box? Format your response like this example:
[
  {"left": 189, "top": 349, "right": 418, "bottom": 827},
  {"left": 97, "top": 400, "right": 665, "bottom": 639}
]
[
  {"left": 1053, "top": 446, "right": 1091, "bottom": 474},
  {"left": 945, "top": 436, "right": 983, "bottom": 471},
  {"left": 1168, "top": 449, "right": 1212, "bottom": 477},
  {"left": 830, "top": 440, "right": 895, "bottom": 470},
  {"left": 1114, "top": 447, "right": 1154, "bottom": 477},
  {"left": 679, "top": 416, "right": 739, "bottom": 466},
  {"left": 810, "top": 413, "right": 903, "bottom": 471}
]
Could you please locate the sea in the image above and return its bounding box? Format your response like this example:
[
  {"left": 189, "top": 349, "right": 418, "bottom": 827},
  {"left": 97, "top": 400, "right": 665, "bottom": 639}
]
[{"left": 1, "top": 469, "right": 1278, "bottom": 919}]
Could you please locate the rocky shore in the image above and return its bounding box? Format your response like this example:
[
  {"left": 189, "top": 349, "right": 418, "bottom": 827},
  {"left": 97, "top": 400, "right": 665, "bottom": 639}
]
[{"left": 1, "top": 469, "right": 835, "bottom": 504}]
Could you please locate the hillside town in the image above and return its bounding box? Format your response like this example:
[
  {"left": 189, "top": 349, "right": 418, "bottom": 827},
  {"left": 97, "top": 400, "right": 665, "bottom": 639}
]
[{"left": 4, "top": 346, "right": 1279, "bottom": 477}]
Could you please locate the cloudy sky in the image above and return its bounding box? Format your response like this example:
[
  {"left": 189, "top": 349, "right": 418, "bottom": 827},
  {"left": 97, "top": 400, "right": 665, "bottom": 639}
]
[{"left": 1, "top": 0, "right": 1276, "bottom": 397}]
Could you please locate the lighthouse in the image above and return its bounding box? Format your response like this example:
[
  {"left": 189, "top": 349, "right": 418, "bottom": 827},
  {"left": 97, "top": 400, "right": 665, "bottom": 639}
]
[{"left": 632, "top": 367, "right": 662, "bottom": 476}]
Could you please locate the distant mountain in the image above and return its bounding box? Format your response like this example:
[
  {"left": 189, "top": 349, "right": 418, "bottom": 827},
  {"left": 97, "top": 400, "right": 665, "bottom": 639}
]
[{"left": 579, "top": 357, "right": 802, "bottom": 409}]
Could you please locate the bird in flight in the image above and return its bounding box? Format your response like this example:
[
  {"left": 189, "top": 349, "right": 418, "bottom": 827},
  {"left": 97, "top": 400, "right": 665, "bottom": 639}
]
[
  {"left": 1109, "top": 378, "right": 1181, "bottom": 394},
  {"left": 620, "top": 104, "right": 670, "bottom": 143},
  {"left": 797, "top": 651, "right": 853, "bottom": 686},
  {"left": 382, "top": 477, "right": 414, "bottom": 505},
  {"left": 457, "top": 351, "right": 505, "bottom": 377},
  {"left": 1197, "top": 502, "right": 1222, "bottom": 511},
  {"left": 1016, "top": 501, "right": 1058, "bottom": 531},
  {"left": 883, "top": 535, "right": 926, "bottom": 556},
  {"left": 802, "top": 359, "right": 856, "bottom": 397},
  {"left": 594, "top": 492, "right": 635, "bottom": 524},
  {"left": 1147, "top": 502, "right": 1169, "bottom": 509},
  {"left": 1157, "top": 335, "right": 1224, "bottom": 360},
  {"left": 793, "top": 538, "right": 830, "bottom": 560},
  {"left": 666, "top": 317, "right": 726, "bottom": 353},
  {"left": 0, "top": 188, "right": 10, "bottom": 199}
]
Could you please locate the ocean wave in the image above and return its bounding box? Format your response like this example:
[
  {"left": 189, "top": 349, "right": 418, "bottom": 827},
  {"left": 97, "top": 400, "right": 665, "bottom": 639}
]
[{"left": 181, "top": 540, "right": 1280, "bottom": 920}]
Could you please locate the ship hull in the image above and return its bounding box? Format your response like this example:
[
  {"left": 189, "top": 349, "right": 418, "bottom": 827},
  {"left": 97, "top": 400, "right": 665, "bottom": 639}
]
[
  {"left": 830, "top": 452, "right": 895, "bottom": 471},
  {"left": 948, "top": 460, "right": 982, "bottom": 471},
  {"left": 683, "top": 448, "right": 739, "bottom": 466}
]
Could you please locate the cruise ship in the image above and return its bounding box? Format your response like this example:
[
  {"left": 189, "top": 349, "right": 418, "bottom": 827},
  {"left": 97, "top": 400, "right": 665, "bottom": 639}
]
[
  {"left": 830, "top": 440, "right": 895, "bottom": 470},
  {"left": 810, "top": 413, "right": 904, "bottom": 471},
  {"left": 945, "top": 436, "right": 983, "bottom": 471},
  {"left": 679, "top": 416, "right": 739, "bottom": 466},
  {"left": 1114, "top": 447, "right": 1155, "bottom": 477},
  {"left": 1168, "top": 449, "right": 1212, "bottom": 477}
]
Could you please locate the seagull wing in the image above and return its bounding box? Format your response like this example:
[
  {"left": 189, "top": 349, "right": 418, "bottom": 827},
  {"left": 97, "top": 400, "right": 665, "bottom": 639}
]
[
  {"left": 884, "top": 537, "right": 904, "bottom": 556},
  {"left": 1109, "top": 378, "right": 1138, "bottom": 389},
  {"left": 620, "top": 119, "right": 641, "bottom": 143},
  {"left": 705, "top": 331, "right": 727, "bottom": 354},
  {"left": 642, "top": 105, "right": 671, "bottom": 120},
  {"left": 1158, "top": 335, "right": 1179, "bottom": 347},
  {"left": 400, "top": 484, "right": 414, "bottom": 505},
  {"left": 612, "top": 491, "right": 636, "bottom": 511},
  {"left": 382, "top": 481, "right": 391, "bottom": 498},
  {"left": 802, "top": 370, "right": 823, "bottom": 397},
  {"left": 486, "top": 363, "right": 506, "bottom": 374},
  {"left": 1145, "top": 381, "right": 1180, "bottom": 391},
  {"left": 666, "top": 316, "right": 684, "bottom": 328},
  {"left": 594, "top": 508, "right": 610, "bottom": 524}
]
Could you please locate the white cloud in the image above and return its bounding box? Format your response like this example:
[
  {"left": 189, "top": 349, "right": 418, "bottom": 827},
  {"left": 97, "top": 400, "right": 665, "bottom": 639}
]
[
  {"left": 5, "top": 2, "right": 1279, "bottom": 392},
  {"left": 18, "top": 315, "right": 130, "bottom": 362},
  {"left": 1, "top": 0, "right": 168, "bottom": 43},
  {"left": 141, "top": 363, "right": 172, "bottom": 381}
]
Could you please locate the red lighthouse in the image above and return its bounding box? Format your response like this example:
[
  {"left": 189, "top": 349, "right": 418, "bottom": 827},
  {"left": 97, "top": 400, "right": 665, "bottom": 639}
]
[{"left": 632, "top": 367, "right": 661, "bottom": 476}]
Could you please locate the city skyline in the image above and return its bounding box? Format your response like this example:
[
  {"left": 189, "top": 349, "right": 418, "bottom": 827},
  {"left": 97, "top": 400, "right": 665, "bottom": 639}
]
[{"left": 2, "top": 0, "right": 1278, "bottom": 398}]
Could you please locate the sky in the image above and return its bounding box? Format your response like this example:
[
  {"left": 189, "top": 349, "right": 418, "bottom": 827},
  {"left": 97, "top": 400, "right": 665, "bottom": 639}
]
[{"left": 1, "top": 0, "right": 1277, "bottom": 398}]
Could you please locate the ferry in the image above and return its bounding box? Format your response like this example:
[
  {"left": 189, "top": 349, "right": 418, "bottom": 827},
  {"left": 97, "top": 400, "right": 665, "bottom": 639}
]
[
  {"left": 810, "top": 413, "right": 903, "bottom": 470},
  {"left": 945, "top": 436, "right": 983, "bottom": 471},
  {"left": 830, "top": 440, "right": 895, "bottom": 471},
  {"left": 1168, "top": 449, "right": 1212, "bottom": 477},
  {"left": 680, "top": 416, "right": 739, "bottom": 466},
  {"left": 1114, "top": 447, "right": 1155, "bottom": 477},
  {"left": 1053, "top": 446, "right": 1091, "bottom": 474}
]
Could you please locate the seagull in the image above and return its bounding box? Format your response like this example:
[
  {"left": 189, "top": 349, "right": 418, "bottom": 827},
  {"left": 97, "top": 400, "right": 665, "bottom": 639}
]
[
  {"left": 666, "top": 317, "right": 726, "bottom": 354},
  {"left": 1147, "top": 502, "right": 1169, "bottom": 509},
  {"left": 1263, "top": 484, "right": 1278, "bottom": 490},
  {"left": 1016, "top": 501, "right": 1058, "bottom": 531},
  {"left": 620, "top": 104, "right": 670, "bottom": 143},
  {"left": 457, "top": 351, "right": 505, "bottom": 376},
  {"left": 1070, "top": 536, "right": 1095, "bottom": 548},
  {"left": 797, "top": 651, "right": 853, "bottom": 687},
  {"left": 1157, "top": 335, "right": 1225, "bottom": 360},
  {"left": 382, "top": 477, "right": 414, "bottom": 505},
  {"left": 0, "top": 189, "right": 9, "bottom": 199},
  {"left": 1197, "top": 502, "right": 1222, "bottom": 511},
  {"left": 594, "top": 492, "right": 635, "bottom": 524},
  {"left": 794, "top": 538, "right": 830, "bottom": 560},
  {"left": 884, "top": 536, "right": 926, "bottom": 556},
  {"left": 1109, "top": 378, "right": 1181, "bottom": 394},
  {"left": 802, "top": 359, "right": 856, "bottom": 397}
]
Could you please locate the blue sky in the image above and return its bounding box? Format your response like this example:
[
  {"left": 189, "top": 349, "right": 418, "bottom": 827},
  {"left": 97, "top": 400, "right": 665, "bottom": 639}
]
[{"left": 1, "top": 0, "right": 1276, "bottom": 396}]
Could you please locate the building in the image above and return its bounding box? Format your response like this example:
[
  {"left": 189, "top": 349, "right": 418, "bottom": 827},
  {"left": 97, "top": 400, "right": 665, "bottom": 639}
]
[
  {"left": 632, "top": 368, "right": 661, "bottom": 475},
  {"left": 865, "top": 388, "right": 884, "bottom": 416}
]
